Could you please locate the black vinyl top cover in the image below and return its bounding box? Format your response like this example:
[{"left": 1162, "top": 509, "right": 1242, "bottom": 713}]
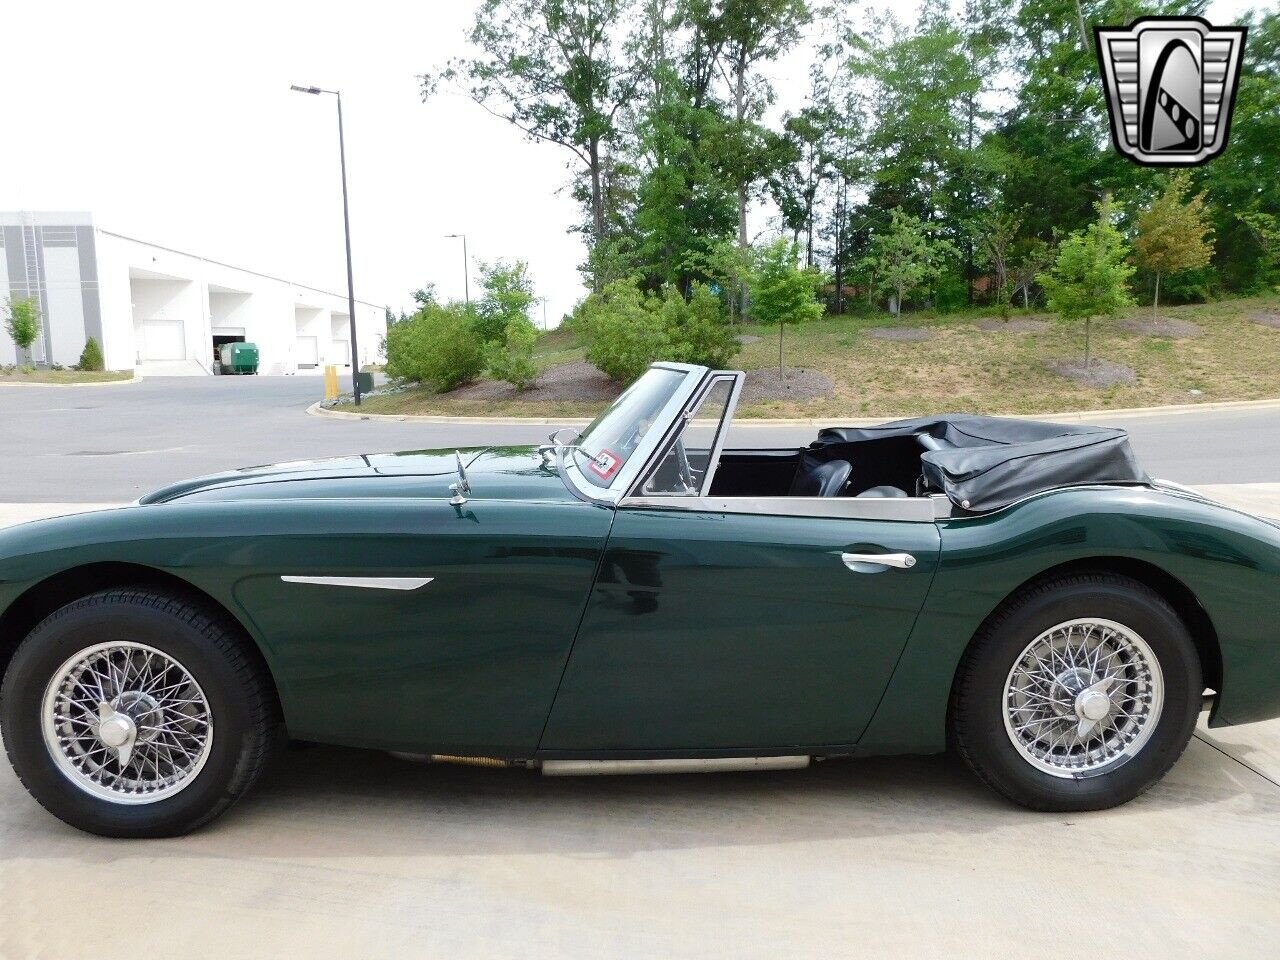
[{"left": 812, "top": 415, "right": 1149, "bottom": 512}]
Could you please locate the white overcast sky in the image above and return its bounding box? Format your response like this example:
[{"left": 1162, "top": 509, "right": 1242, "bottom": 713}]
[{"left": 1, "top": 0, "right": 1267, "bottom": 324}]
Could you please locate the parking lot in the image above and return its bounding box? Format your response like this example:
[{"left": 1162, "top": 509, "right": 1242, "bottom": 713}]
[{"left": 1, "top": 377, "right": 1278, "bottom": 958}]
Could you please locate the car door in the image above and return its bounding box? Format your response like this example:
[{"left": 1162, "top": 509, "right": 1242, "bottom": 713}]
[
  {"left": 540, "top": 381, "right": 942, "bottom": 753},
  {"left": 227, "top": 493, "right": 613, "bottom": 757}
]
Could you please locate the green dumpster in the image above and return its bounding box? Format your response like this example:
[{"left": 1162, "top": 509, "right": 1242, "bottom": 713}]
[{"left": 217, "top": 342, "right": 259, "bottom": 375}]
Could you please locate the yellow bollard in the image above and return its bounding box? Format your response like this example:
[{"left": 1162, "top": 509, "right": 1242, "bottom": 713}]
[{"left": 323, "top": 364, "right": 339, "bottom": 401}]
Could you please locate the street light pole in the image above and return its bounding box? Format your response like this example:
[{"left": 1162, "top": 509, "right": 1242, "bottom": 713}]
[
  {"left": 445, "top": 233, "right": 470, "bottom": 305},
  {"left": 291, "top": 83, "right": 362, "bottom": 406}
]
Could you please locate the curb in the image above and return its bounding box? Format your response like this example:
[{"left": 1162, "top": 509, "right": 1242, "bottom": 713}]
[
  {"left": 0, "top": 371, "right": 142, "bottom": 388},
  {"left": 307, "top": 395, "right": 1280, "bottom": 427}
]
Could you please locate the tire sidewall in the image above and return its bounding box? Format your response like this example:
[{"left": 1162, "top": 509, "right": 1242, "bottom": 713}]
[
  {"left": 1, "top": 594, "right": 256, "bottom": 837},
  {"left": 960, "top": 579, "right": 1201, "bottom": 810}
]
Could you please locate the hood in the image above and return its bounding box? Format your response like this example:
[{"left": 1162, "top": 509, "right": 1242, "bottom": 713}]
[{"left": 139, "top": 446, "right": 577, "bottom": 505}]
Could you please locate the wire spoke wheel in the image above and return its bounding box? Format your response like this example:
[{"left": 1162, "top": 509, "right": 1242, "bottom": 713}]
[
  {"left": 41, "top": 641, "right": 213, "bottom": 804},
  {"left": 1002, "top": 618, "right": 1164, "bottom": 779}
]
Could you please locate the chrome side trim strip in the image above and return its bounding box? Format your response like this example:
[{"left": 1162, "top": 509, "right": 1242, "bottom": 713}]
[
  {"left": 619, "top": 494, "right": 937, "bottom": 522},
  {"left": 280, "top": 576, "right": 434, "bottom": 591},
  {"left": 541, "top": 756, "right": 810, "bottom": 776}
]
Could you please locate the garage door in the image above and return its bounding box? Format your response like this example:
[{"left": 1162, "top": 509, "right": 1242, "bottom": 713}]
[
  {"left": 332, "top": 339, "right": 351, "bottom": 366},
  {"left": 140, "top": 320, "right": 185, "bottom": 361},
  {"left": 296, "top": 335, "right": 319, "bottom": 367}
]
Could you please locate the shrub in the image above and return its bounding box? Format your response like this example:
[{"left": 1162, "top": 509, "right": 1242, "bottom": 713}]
[
  {"left": 660, "top": 283, "right": 740, "bottom": 369},
  {"left": 485, "top": 317, "right": 539, "bottom": 390},
  {"left": 77, "top": 337, "right": 105, "bottom": 371},
  {"left": 579, "top": 281, "right": 671, "bottom": 383},
  {"left": 384, "top": 303, "right": 484, "bottom": 391}
]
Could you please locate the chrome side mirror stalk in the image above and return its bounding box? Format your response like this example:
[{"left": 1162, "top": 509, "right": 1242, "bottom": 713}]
[{"left": 449, "top": 450, "right": 471, "bottom": 506}]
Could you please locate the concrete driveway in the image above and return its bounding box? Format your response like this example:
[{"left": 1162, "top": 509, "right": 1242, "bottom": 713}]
[
  {"left": 1, "top": 378, "right": 1278, "bottom": 957},
  {"left": 1, "top": 721, "right": 1277, "bottom": 958}
]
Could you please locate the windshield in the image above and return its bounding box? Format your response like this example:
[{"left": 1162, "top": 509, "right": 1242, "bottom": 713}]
[{"left": 572, "top": 367, "right": 687, "bottom": 488}]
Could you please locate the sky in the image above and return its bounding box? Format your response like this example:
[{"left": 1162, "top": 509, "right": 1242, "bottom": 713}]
[{"left": 1, "top": 0, "right": 1268, "bottom": 325}]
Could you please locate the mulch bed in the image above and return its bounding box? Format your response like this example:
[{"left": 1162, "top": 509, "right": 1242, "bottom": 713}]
[
  {"left": 1045, "top": 358, "right": 1136, "bottom": 388},
  {"left": 976, "top": 318, "right": 1051, "bottom": 333},
  {"left": 1250, "top": 311, "right": 1280, "bottom": 329},
  {"left": 1118, "top": 316, "right": 1202, "bottom": 338},
  {"left": 867, "top": 327, "right": 935, "bottom": 342},
  {"left": 448, "top": 361, "right": 620, "bottom": 403},
  {"left": 741, "top": 367, "right": 834, "bottom": 404}
]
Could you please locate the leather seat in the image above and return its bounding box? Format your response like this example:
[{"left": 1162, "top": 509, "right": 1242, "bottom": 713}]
[
  {"left": 856, "top": 485, "right": 910, "bottom": 498},
  {"left": 789, "top": 458, "right": 852, "bottom": 497}
]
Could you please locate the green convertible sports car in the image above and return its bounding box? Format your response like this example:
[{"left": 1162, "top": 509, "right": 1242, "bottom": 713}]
[{"left": 2, "top": 362, "right": 1278, "bottom": 836}]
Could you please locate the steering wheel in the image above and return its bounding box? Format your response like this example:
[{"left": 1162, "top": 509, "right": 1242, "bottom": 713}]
[{"left": 674, "top": 437, "right": 698, "bottom": 493}]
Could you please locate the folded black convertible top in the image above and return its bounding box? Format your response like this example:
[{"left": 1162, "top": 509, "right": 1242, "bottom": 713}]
[{"left": 812, "top": 415, "right": 1149, "bottom": 512}]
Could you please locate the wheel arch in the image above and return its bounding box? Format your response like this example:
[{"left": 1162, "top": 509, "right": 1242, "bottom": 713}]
[
  {"left": 948, "top": 555, "right": 1222, "bottom": 718},
  {"left": 0, "top": 562, "right": 283, "bottom": 724}
]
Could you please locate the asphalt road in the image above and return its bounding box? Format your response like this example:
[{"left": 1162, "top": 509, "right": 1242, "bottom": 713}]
[{"left": 1, "top": 376, "right": 1277, "bottom": 501}]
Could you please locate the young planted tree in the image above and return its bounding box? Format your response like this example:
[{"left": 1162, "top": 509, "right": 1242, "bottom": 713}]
[
  {"left": 750, "top": 237, "right": 823, "bottom": 378},
  {"left": 1135, "top": 171, "right": 1214, "bottom": 322},
  {"left": 425, "top": 0, "right": 640, "bottom": 288},
  {"left": 1038, "top": 196, "right": 1135, "bottom": 369},
  {"left": 3, "top": 297, "right": 40, "bottom": 358},
  {"left": 864, "top": 208, "right": 957, "bottom": 316}
]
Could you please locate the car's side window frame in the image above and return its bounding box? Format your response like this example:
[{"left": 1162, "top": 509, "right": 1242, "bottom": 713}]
[
  {"left": 628, "top": 372, "right": 744, "bottom": 499},
  {"left": 619, "top": 369, "right": 951, "bottom": 523}
]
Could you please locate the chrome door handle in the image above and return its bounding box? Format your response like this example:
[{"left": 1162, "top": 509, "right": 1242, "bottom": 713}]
[{"left": 841, "top": 552, "right": 917, "bottom": 572}]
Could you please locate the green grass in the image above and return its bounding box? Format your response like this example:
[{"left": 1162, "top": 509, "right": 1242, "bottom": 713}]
[
  {"left": 353, "top": 294, "right": 1280, "bottom": 419},
  {"left": 0, "top": 368, "right": 134, "bottom": 384}
]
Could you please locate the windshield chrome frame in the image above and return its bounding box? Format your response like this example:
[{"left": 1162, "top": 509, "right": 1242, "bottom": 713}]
[
  {"left": 557, "top": 362, "right": 710, "bottom": 506},
  {"left": 626, "top": 370, "right": 744, "bottom": 499}
]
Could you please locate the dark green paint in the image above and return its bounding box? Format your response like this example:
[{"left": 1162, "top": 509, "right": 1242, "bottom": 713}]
[
  {"left": 542, "top": 510, "right": 939, "bottom": 751},
  {"left": 1, "top": 447, "right": 1278, "bottom": 760}
]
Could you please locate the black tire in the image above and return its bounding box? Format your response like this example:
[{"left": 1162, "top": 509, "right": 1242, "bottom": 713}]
[
  {"left": 0, "top": 588, "right": 276, "bottom": 837},
  {"left": 951, "top": 572, "right": 1201, "bottom": 812}
]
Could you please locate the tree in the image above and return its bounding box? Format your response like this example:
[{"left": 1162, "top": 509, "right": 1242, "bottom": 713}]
[
  {"left": 1010, "top": 236, "right": 1054, "bottom": 309},
  {"left": 475, "top": 260, "right": 536, "bottom": 342},
  {"left": 1135, "top": 171, "right": 1214, "bottom": 322},
  {"left": 864, "top": 208, "right": 957, "bottom": 315},
  {"left": 750, "top": 237, "right": 822, "bottom": 378},
  {"left": 425, "top": 0, "right": 640, "bottom": 287},
  {"left": 3, "top": 297, "right": 40, "bottom": 356},
  {"left": 1237, "top": 209, "right": 1280, "bottom": 287},
  {"left": 702, "top": 0, "right": 811, "bottom": 257},
  {"left": 977, "top": 208, "right": 1022, "bottom": 318},
  {"left": 1038, "top": 195, "right": 1134, "bottom": 369},
  {"left": 77, "top": 337, "right": 105, "bottom": 372}
]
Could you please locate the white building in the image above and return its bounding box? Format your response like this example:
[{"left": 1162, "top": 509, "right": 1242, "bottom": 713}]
[{"left": 1, "top": 211, "right": 386, "bottom": 376}]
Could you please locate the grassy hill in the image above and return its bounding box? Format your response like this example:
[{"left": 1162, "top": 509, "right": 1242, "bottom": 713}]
[{"left": 350, "top": 294, "right": 1280, "bottom": 420}]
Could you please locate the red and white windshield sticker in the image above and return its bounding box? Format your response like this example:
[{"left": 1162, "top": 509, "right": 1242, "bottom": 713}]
[{"left": 587, "top": 448, "right": 622, "bottom": 481}]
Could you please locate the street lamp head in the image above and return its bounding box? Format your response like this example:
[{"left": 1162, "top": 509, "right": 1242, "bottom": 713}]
[
  {"left": 445, "top": 233, "right": 464, "bottom": 239},
  {"left": 290, "top": 85, "right": 323, "bottom": 95}
]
